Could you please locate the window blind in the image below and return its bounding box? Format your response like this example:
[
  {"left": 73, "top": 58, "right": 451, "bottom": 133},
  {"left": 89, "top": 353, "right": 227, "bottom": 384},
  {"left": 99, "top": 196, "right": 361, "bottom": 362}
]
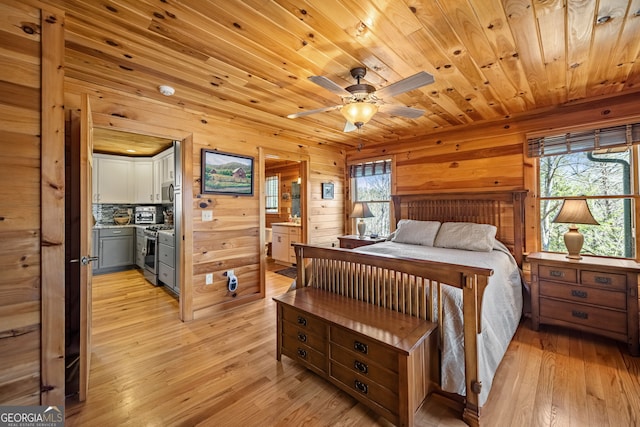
[
  {"left": 349, "top": 159, "right": 391, "bottom": 178},
  {"left": 527, "top": 123, "right": 640, "bottom": 158}
]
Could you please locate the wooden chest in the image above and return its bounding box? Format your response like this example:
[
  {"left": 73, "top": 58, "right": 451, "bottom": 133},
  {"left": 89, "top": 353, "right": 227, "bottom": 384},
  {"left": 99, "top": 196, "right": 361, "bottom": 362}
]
[{"left": 274, "top": 287, "right": 438, "bottom": 427}]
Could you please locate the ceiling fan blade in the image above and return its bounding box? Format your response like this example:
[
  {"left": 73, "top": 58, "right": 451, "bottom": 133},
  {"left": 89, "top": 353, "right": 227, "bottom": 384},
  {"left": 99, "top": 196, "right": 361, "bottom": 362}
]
[
  {"left": 379, "top": 104, "right": 425, "bottom": 119},
  {"left": 343, "top": 121, "right": 357, "bottom": 132},
  {"left": 308, "top": 75, "right": 352, "bottom": 96},
  {"left": 287, "top": 105, "right": 341, "bottom": 119},
  {"left": 375, "top": 71, "right": 435, "bottom": 98}
]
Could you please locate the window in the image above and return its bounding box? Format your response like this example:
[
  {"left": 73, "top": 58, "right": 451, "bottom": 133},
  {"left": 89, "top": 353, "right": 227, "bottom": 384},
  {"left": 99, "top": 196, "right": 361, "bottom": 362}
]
[
  {"left": 350, "top": 159, "right": 392, "bottom": 237},
  {"left": 532, "top": 124, "right": 638, "bottom": 258},
  {"left": 265, "top": 175, "right": 278, "bottom": 213}
]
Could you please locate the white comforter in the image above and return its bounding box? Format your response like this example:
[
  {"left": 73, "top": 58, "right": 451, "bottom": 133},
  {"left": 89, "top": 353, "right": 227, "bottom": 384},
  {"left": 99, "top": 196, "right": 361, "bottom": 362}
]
[{"left": 354, "top": 240, "right": 523, "bottom": 406}]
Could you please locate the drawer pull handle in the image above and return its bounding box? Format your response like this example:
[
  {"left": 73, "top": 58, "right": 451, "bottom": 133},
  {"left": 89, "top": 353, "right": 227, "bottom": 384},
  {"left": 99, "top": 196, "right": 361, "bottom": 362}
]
[
  {"left": 297, "top": 316, "right": 307, "bottom": 326},
  {"left": 572, "top": 310, "right": 589, "bottom": 320},
  {"left": 595, "top": 276, "right": 611, "bottom": 285},
  {"left": 354, "top": 360, "right": 368, "bottom": 374},
  {"left": 549, "top": 270, "right": 564, "bottom": 278},
  {"left": 296, "top": 348, "right": 307, "bottom": 359},
  {"left": 354, "top": 380, "right": 368, "bottom": 395},
  {"left": 297, "top": 332, "right": 307, "bottom": 343},
  {"left": 571, "top": 290, "right": 588, "bottom": 298},
  {"left": 354, "top": 341, "right": 368, "bottom": 354}
]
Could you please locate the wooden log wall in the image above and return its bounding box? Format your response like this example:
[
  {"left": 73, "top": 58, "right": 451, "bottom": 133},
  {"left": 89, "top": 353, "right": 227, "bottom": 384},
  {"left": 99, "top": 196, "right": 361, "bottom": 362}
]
[
  {"left": 347, "top": 92, "right": 640, "bottom": 254},
  {"left": 63, "top": 79, "right": 345, "bottom": 319},
  {"left": 0, "top": 0, "right": 65, "bottom": 406}
]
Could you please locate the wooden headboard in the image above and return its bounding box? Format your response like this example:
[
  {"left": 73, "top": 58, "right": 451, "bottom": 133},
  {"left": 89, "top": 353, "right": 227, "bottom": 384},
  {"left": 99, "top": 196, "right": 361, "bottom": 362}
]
[{"left": 391, "top": 191, "right": 527, "bottom": 266}]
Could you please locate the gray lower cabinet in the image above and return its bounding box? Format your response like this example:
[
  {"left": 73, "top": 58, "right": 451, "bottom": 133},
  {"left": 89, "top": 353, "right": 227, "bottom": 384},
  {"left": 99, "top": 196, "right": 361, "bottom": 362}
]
[
  {"left": 95, "top": 227, "right": 134, "bottom": 273},
  {"left": 92, "top": 229, "right": 99, "bottom": 273},
  {"left": 158, "top": 231, "right": 177, "bottom": 294},
  {"left": 135, "top": 226, "right": 145, "bottom": 269}
]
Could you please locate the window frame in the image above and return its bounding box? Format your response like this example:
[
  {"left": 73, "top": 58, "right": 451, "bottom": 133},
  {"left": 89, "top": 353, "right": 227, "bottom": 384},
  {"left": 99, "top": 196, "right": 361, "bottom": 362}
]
[
  {"left": 348, "top": 157, "right": 394, "bottom": 237},
  {"left": 265, "top": 174, "right": 279, "bottom": 214}
]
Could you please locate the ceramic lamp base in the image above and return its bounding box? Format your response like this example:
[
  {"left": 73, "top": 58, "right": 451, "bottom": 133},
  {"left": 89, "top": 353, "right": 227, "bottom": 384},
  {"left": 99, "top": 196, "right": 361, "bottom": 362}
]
[
  {"left": 357, "top": 220, "right": 366, "bottom": 239},
  {"left": 564, "top": 225, "right": 584, "bottom": 260}
]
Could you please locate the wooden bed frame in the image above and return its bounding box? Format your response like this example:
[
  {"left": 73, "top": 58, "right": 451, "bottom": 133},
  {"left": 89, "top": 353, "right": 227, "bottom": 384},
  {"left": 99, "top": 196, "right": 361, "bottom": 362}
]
[{"left": 292, "top": 190, "right": 527, "bottom": 426}]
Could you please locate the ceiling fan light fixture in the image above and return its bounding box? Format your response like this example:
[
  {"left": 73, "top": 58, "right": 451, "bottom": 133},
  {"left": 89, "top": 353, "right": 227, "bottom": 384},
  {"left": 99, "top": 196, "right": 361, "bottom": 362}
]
[{"left": 340, "top": 102, "right": 378, "bottom": 127}]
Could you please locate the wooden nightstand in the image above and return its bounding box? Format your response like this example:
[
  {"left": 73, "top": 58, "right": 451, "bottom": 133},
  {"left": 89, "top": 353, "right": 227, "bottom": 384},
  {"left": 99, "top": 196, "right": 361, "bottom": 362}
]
[
  {"left": 528, "top": 252, "right": 640, "bottom": 356},
  {"left": 338, "top": 235, "right": 386, "bottom": 249}
]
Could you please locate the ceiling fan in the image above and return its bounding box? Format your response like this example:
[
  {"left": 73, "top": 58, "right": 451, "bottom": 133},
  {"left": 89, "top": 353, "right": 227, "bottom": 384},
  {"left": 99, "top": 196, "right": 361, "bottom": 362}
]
[{"left": 287, "top": 67, "right": 435, "bottom": 132}]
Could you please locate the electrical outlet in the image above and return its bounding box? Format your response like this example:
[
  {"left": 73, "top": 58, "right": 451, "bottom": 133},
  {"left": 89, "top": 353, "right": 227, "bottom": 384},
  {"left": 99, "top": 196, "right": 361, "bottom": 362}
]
[
  {"left": 205, "top": 273, "right": 213, "bottom": 285},
  {"left": 202, "top": 210, "right": 213, "bottom": 222}
]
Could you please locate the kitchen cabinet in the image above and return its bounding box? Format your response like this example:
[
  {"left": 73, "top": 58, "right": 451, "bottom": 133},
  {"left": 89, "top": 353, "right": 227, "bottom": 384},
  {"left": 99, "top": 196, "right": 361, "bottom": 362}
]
[
  {"left": 93, "top": 155, "right": 134, "bottom": 203},
  {"left": 92, "top": 229, "right": 99, "bottom": 273},
  {"left": 272, "top": 223, "right": 301, "bottom": 265},
  {"left": 158, "top": 231, "right": 177, "bottom": 294},
  {"left": 97, "top": 227, "right": 134, "bottom": 271},
  {"left": 133, "top": 160, "right": 154, "bottom": 203}
]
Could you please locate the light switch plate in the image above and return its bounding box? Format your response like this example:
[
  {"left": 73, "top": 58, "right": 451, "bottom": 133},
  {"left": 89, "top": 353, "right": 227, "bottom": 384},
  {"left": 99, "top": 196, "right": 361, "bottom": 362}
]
[
  {"left": 205, "top": 273, "right": 213, "bottom": 285},
  {"left": 202, "top": 210, "right": 213, "bottom": 222}
]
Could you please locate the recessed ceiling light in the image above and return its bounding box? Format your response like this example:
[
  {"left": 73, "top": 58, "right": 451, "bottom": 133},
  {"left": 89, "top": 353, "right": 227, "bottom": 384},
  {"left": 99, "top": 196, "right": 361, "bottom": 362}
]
[
  {"left": 158, "top": 85, "right": 175, "bottom": 96},
  {"left": 126, "top": 149, "right": 136, "bottom": 153}
]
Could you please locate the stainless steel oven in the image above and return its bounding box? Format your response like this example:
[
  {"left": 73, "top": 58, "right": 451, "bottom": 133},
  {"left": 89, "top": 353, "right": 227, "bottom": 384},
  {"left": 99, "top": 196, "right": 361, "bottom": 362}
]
[{"left": 142, "top": 225, "right": 173, "bottom": 285}]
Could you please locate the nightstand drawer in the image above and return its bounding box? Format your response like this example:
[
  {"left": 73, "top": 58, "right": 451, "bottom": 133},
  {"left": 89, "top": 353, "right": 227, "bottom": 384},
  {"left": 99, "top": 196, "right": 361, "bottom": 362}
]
[
  {"left": 539, "top": 281, "right": 626, "bottom": 310},
  {"left": 581, "top": 270, "right": 626, "bottom": 291},
  {"left": 538, "top": 265, "right": 577, "bottom": 282},
  {"left": 540, "top": 297, "right": 627, "bottom": 335}
]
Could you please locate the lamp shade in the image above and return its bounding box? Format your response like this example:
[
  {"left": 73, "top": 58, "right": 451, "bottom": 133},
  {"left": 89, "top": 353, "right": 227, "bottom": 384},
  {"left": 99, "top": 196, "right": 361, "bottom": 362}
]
[
  {"left": 350, "top": 202, "right": 374, "bottom": 219},
  {"left": 552, "top": 198, "right": 599, "bottom": 225},
  {"left": 340, "top": 102, "right": 378, "bottom": 127}
]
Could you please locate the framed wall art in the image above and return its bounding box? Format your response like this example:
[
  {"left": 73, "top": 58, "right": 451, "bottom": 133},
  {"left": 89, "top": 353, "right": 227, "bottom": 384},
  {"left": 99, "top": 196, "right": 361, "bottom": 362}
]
[
  {"left": 201, "top": 149, "right": 254, "bottom": 196},
  {"left": 322, "top": 182, "right": 334, "bottom": 200}
]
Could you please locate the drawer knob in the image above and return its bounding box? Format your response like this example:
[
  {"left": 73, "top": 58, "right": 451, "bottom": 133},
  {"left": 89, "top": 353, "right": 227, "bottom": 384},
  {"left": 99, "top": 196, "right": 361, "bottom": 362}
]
[
  {"left": 549, "top": 270, "right": 564, "bottom": 278},
  {"left": 297, "top": 332, "right": 307, "bottom": 343},
  {"left": 571, "top": 290, "right": 588, "bottom": 298},
  {"left": 297, "top": 316, "right": 307, "bottom": 326},
  {"left": 354, "top": 380, "right": 368, "bottom": 395},
  {"left": 354, "top": 341, "right": 368, "bottom": 354},
  {"left": 595, "top": 276, "right": 612, "bottom": 285},
  {"left": 572, "top": 310, "right": 589, "bottom": 320},
  {"left": 354, "top": 360, "right": 368, "bottom": 374},
  {"left": 296, "top": 348, "right": 307, "bottom": 359}
]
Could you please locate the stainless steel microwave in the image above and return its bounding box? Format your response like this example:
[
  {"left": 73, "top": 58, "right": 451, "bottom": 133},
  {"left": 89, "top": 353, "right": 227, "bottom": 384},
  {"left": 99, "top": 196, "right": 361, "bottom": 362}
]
[{"left": 161, "top": 182, "right": 174, "bottom": 204}]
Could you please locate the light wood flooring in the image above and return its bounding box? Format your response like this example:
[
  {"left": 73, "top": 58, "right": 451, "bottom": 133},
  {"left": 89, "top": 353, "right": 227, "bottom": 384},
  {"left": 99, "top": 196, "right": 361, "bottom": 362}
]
[{"left": 66, "top": 265, "right": 640, "bottom": 426}]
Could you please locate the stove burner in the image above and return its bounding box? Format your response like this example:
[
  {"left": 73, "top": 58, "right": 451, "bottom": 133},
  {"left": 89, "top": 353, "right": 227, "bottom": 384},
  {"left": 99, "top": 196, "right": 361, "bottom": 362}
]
[{"left": 146, "top": 225, "right": 174, "bottom": 232}]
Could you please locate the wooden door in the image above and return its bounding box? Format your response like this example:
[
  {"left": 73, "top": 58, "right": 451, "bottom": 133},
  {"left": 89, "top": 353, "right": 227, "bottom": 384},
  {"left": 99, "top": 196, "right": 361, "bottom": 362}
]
[{"left": 79, "top": 94, "right": 94, "bottom": 401}]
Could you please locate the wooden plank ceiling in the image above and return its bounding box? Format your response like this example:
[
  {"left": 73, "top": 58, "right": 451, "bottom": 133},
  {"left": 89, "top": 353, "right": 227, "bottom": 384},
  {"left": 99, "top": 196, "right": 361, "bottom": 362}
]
[{"left": 48, "top": 0, "right": 640, "bottom": 150}]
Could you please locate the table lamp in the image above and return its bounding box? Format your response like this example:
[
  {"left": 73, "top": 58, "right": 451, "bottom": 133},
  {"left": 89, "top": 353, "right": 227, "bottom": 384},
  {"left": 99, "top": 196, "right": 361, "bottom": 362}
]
[
  {"left": 350, "top": 202, "right": 374, "bottom": 239},
  {"left": 552, "top": 198, "right": 599, "bottom": 260}
]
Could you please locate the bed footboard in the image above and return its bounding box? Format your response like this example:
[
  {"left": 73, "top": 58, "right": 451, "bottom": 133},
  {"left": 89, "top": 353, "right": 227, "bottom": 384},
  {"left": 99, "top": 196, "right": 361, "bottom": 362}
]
[{"left": 293, "top": 244, "right": 493, "bottom": 425}]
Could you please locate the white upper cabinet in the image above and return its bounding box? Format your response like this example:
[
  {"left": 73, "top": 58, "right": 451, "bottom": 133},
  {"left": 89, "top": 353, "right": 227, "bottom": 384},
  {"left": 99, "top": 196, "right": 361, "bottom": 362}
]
[
  {"left": 94, "top": 155, "right": 134, "bottom": 203},
  {"left": 133, "top": 160, "right": 154, "bottom": 203}
]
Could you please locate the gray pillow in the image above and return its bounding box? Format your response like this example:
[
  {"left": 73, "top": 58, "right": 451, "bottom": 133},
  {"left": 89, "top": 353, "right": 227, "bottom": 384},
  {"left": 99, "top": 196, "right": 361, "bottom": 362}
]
[
  {"left": 391, "top": 220, "right": 441, "bottom": 246},
  {"left": 434, "top": 222, "right": 497, "bottom": 252}
]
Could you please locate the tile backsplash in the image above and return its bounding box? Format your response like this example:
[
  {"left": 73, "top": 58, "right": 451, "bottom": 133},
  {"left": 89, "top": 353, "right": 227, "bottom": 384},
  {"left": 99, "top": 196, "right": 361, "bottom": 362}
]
[{"left": 93, "top": 203, "right": 174, "bottom": 225}]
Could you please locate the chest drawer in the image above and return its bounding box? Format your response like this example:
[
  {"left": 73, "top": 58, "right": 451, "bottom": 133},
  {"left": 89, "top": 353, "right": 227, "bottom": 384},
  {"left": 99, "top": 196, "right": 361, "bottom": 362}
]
[
  {"left": 330, "top": 343, "right": 398, "bottom": 393},
  {"left": 330, "top": 327, "right": 397, "bottom": 373},
  {"left": 282, "top": 320, "right": 325, "bottom": 353},
  {"left": 538, "top": 265, "right": 577, "bottom": 282},
  {"left": 540, "top": 297, "right": 627, "bottom": 335},
  {"left": 330, "top": 361, "right": 398, "bottom": 415},
  {"left": 281, "top": 306, "right": 326, "bottom": 338},
  {"left": 281, "top": 335, "right": 326, "bottom": 373},
  {"left": 539, "top": 281, "right": 626, "bottom": 310},
  {"left": 581, "top": 270, "right": 626, "bottom": 291}
]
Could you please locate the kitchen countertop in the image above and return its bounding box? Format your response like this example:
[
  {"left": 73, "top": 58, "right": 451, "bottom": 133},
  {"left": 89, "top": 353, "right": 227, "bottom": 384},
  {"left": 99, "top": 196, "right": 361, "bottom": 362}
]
[
  {"left": 271, "top": 222, "right": 301, "bottom": 227},
  {"left": 93, "top": 224, "right": 152, "bottom": 229}
]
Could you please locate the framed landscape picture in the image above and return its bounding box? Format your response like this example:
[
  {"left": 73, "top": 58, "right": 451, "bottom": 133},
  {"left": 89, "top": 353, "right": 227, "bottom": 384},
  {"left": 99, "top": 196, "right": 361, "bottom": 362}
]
[{"left": 201, "top": 149, "right": 254, "bottom": 196}]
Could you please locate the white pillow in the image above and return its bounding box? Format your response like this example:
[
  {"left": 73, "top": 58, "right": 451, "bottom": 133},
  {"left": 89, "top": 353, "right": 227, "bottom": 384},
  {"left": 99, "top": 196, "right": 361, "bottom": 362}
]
[
  {"left": 434, "top": 222, "right": 497, "bottom": 252},
  {"left": 391, "top": 220, "right": 441, "bottom": 246}
]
